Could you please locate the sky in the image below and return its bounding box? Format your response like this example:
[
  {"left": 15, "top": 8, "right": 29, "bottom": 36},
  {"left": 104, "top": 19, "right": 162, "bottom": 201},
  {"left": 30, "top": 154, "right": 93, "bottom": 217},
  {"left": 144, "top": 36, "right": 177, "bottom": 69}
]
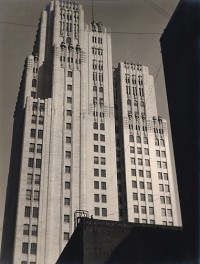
[{"left": 0, "top": 0, "right": 179, "bottom": 248}]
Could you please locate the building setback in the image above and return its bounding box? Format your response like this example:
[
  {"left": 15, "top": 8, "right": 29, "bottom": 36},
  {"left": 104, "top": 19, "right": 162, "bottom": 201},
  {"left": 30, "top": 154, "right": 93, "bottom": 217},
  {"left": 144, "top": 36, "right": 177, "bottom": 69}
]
[{"left": 1, "top": 1, "right": 181, "bottom": 264}]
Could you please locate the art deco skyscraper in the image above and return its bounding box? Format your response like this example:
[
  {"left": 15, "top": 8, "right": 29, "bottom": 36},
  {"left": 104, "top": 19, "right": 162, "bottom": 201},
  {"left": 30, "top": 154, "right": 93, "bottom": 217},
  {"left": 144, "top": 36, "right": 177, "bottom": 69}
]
[{"left": 1, "top": 1, "right": 182, "bottom": 264}]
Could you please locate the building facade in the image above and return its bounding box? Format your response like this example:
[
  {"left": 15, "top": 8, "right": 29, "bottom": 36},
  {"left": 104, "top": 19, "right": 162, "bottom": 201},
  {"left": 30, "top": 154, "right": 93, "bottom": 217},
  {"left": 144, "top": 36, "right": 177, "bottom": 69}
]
[{"left": 1, "top": 1, "right": 181, "bottom": 264}]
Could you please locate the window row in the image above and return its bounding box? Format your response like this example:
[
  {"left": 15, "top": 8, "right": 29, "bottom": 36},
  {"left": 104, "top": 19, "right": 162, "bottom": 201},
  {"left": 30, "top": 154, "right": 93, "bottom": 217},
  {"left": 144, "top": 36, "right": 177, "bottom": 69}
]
[
  {"left": 92, "top": 36, "right": 103, "bottom": 44},
  {"left": 133, "top": 205, "right": 154, "bottom": 215},
  {"left": 93, "top": 86, "right": 104, "bottom": 93},
  {"left": 131, "top": 169, "right": 151, "bottom": 178},
  {"left": 27, "top": 174, "right": 40, "bottom": 185},
  {"left": 32, "top": 102, "right": 44, "bottom": 111},
  {"left": 93, "top": 72, "right": 103, "bottom": 82},
  {"left": 65, "top": 181, "right": 71, "bottom": 189},
  {"left": 130, "top": 147, "right": 149, "bottom": 155},
  {"left": 94, "top": 207, "right": 107, "bottom": 216},
  {"left": 94, "top": 168, "right": 106, "bottom": 177},
  {"left": 23, "top": 224, "right": 38, "bottom": 236},
  {"left": 31, "top": 115, "right": 44, "bottom": 125},
  {"left": 129, "top": 135, "right": 148, "bottom": 144},
  {"left": 159, "top": 184, "right": 170, "bottom": 192},
  {"left": 94, "top": 145, "right": 105, "bottom": 153},
  {"left": 26, "top": 190, "right": 40, "bottom": 201},
  {"left": 94, "top": 133, "right": 105, "bottom": 141},
  {"left": 132, "top": 181, "right": 152, "bottom": 190},
  {"left": 24, "top": 206, "right": 39, "bottom": 218},
  {"left": 22, "top": 242, "right": 37, "bottom": 254},
  {"left": 161, "top": 208, "right": 172, "bottom": 217},
  {"left": 93, "top": 122, "right": 105, "bottom": 130},
  {"left": 157, "top": 161, "right": 167, "bottom": 169},
  {"left": 94, "top": 156, "right": 106, "bottom": 165},
  {"left": 130, "top": 157, "right": 150, "bottom": 166},
  {"left": 158, "top": 172, "right": 168, "bottom": 180},
  {"left": 28, "top": 158, "right": 42, "bottom": 168},
  {"left": 155, "top": 138, "right": 165, "bottom": 146},
  {"left": 29, "top": 143, "right": 42, "bottom": 153},
  {"left": 126, "top": 86, "right": 144, "bottom": 97},
  {"left": 160, "top": 196, "right": 171, "bottom": 204},
  {"left": 156, "top": 150, "right": 166, "bottom": 157},
  {"left": 94, "top": 181, "right": 106, "bottom": 190},
  {"left": 133, "top": 193, "right": 153, "bottom": 203},
  {"left": 92, "top": 47, "right": 103, "bottom": 56},
  {"left": 30, "top": 129, "right": 43, "bottom": 139},
  {"left": 94, "top": 194, "right": 107, "bottom": 203},
  {"left": 134, "top": 218, "right": 155, "bottom": 224},
  {"left": 21, "top": 261, "right": 35, "bottom": 264},
  {"left": 64, "top": 197, "right": 70, "bottom": 205},
  {"left": 64, "top": 214, "right": 70, "bottom": 223}
]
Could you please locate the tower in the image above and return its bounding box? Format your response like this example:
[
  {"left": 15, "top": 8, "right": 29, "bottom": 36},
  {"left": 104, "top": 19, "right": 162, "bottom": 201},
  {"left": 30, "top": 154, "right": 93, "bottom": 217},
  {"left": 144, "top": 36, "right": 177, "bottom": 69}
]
[{"left": 1, "top": 1, "right": 182, "bottom": 264}]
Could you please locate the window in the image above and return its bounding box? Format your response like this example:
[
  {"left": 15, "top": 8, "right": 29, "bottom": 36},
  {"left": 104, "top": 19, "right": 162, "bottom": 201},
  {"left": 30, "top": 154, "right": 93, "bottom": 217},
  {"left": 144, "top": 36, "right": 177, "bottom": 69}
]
[
  {"left": 130, "top": 157, "right": 135, "bottom": 165},
  {"left": 21, "top": 261, "right": 28, "bottom": 264},
  {"left": 31, "top": 115, "right": 37, "bottom": 124},
  {"left": 30, "top": 129, "right": 36, "bottom": 138},
  {"left": 38, "top": 130, "right": 43, "bottom": 139},
  {"left": 34, "top": 191, "right": 39, "bottom": 201},
  {"left": 32, "top": 79, "right": 37, "bottom": 87},
  {"left": 100, "top": 146, "right": 105, "bottom": 153},
  {"left": 94, "top": 145, "right": 98, "bottom": 152},
  {"left": 100, "top": 134, "right": 105, "bottom": 141},
  {"left": 27, "top": 174, "right": 33, "bottom": 184},
  {"left": 160, "top": 139, "right": 165, "bottom": 146},
  {"left": 138, "top": 170, "right": 143, "bottom": 177},
  {"left": 144, "top": 148, "right": 149, "bottom": 155},
  {"left": 22, "top": 242, "right": 28, "bottom": 254},
  {"left": 94, "top": 181, "right": 99, "bottom": 189},
  {"left": 31, "top": 91, "right": 36, "bottom": 99},
  {"left": 136, "top": 136, "right": 141, "bottom": 143},
  {"left": 131, "top": 169, "right": 136, "bottom": 176},
  {"left": 129, "top": 135, "right": 134, "bottom": 142},
  {"left": 38, "top": 116, "right": 44, "bottom": 125},
  {"left": 137, "top": 148, "right": 142, "bottom": 154},
  {"left": 141, "top": 206, "right": 146, "bottom": 214},
  {"left": 157, "top": 161, "right": 161, "bottom": 168},
  {"left": 67, "top": 110, "right": 72, "bottom": 116},
  {"left": 30, "top": 243, "right": 37, "bottom": 254},
  {"left": 165, "top": 185, "right": 170, "bottom": 192},
  {"left": 133, "top": 205, "right": 139, "bottom": 213},
  {"left": 100, "top": 123, "right": 105, "bottom": 130},
  {"left": 133, "top": 193, "right": 138, "bottom": 200},
  {"left": 160, "top": 196, "right": 165, "bottom": 204},
  {"left": 162, "top": 162, "right": 167, "bottom": 169},
  {"left": 143, "top": 137, "right": 148, "bottom": 144},
  {"left": 94, "top": 169, "right": 99, "bottom": 176},
  {"left": 64, "top": 214, "right": 70, "bottom": 223},
  {"left": 139, "top": 181, "right": 144, "bottom": 189},
  {"left": 95, "top": 207, "right": 100, "bottom": 216},
  {"left": 147, "top": 182, "right": 152, "bottom": 190},
  {"left": 66, "top": 137, "right": 71, "bottom": 143},
  {"left": 64, "top": 232, "right": 69, "bottom": 241},
  {"left": 94, "top": 194, "right": 99, "bottom": 202},
  {"left": 101, "top": 182, "right": 106, "bottom": 190},
  {"left": 149, "top": 207, "right": 154, "bottom": 215},
  {"left": 25, "top": 206, "right": 31, "bottom": 217},
  {"left": 32, "top": 225, "right": 38, "bottom": 236},
  {"left": 23, "top": 224, "right": 29, "bottom": 235},
  {"left": 164, "top": 173, "right": 168, "bottom": 180},
  {"left": 161, "top": 151, "right": 166, "bottom": 157},
  {"left": 134, "top": 218, "right": 139, "bottom": 223},
  {"left": 156, "top": 150, "right": 160, "bottom": 157},
  {"left": 140, "top": 193, "right": 145, "bottom": 201},
  {"left": 94, "top": 156, "right": 99, "bottom": 164},
  {"left": 65, "top": 181, "right": 70, "bottom": 189},
  {"left": 64, "top": 198, "right": 70, "bottom": 205},
  {"left": 102, "top": 195, "right": 107, "bottom": 203},
  {"left": 65, "top": 166, "right": 71, "bottom": 173},
  {"left": 36, "top": 159, "right": 41, "bottom": 168},
  {"left": 148, "top": 194, "right": 153, "bottom": 202},
  {"left": 66, "top": 123, "right": 71, "bottom": 130},
  {"left": 158, "top": 172, "right": 162, "bottom": 179},
  {"left": 150, "top": 220, "right": 155, "bottom": 224},
  {"left": 26, "top": 190, "right": 32, "bottom": 200},
  {"left": 32, "top": 102, "right": 37, "bottom": 110},
  {"left": 33, "top": 207, "right": 39, "bottom": 218},
  {"left": 138, "top": 159, "right": 143, "bottom": 165},
  {"left": 145, "top": 159, "right": 150, "bottom": 166},
  {"left": 101, "top": 157, "right": 106, "bottom": 165},
  {"left": 68, "top": 71, "right": 72, "bottom": 77},
  {"left": 132, "top": 181, "right": 137, "bottom": 188},
  {"left": 67, "top": 97, "right": 72, "bottom": 103},
  {"left": 93, "top": 122, "right": 98, "bottom": 129},
  {"left": 67, "top": 84, "right": 72, "bottom": 90},
  {"left": 162, "top": 221, "right": 167, "bottom": 225},
  {"left": 102, "top": 208, "right": 107, "bottom": 216},
  {"left": 146, "top": 171, "right": 151, "bottom": 178},
  {"left": 130, "top": 147, "right": 135, "bottom": 153},
  {"left": 101, "top": 169, "right": 106, "bottom": 177},
  {"left": 37, "top": 144, "right": 42, "bottom": 153},
  {"left": 94, "top": 134, "right": 98, "bottom": 141},
  {"left": 161, "top": 208, "right": 166, "bottom": 216},
  {"left": 159, "top": 184, "right": 164, "bottom": 191},
  {"left": 166, "top": 196, "right": 171, "bottom": 204},
  {"left": 155, "top": 138, "right": 159, "bottom": 146},
  {"left": 35, "top": 174, "right": 40, "bottom": 185},
  {"left": 66, "top": 151, "right": 71, "bottom": 158},
  {"left": 142, "top": 219, "right": 147, "bottom": 223}
]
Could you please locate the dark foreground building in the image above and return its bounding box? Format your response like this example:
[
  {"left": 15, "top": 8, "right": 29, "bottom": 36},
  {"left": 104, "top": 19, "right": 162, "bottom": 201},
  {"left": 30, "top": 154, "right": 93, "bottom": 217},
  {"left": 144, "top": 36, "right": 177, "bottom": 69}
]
[
  {"left": 56, "top": 218, "right": 185, "bottom": 264},
  {"left": 160, "top": 0, "right": 200, "bottom": 262}
]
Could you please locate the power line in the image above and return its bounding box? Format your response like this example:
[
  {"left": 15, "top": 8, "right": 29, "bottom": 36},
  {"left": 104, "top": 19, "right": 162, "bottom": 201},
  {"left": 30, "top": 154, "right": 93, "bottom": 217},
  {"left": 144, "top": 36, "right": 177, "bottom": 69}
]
[{"left": 144, "top": 0, "right": 169, "bottom": 19}]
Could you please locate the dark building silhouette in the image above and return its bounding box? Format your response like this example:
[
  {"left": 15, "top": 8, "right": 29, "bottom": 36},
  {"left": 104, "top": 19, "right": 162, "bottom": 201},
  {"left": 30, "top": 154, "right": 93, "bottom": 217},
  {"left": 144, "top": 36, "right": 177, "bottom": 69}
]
[
  {"left": 160, "top": 0, "right": 200, "bottom": 262},
  {"left": 56, "top": 218, "right": 185, "bottom": 264}
]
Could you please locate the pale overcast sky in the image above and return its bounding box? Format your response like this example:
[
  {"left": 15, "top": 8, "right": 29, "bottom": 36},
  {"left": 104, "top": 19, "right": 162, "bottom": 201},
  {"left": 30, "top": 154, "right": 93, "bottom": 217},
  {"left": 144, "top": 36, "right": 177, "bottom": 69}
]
[{"left": 0, "top": 0, "right": 179, "bottom": 247}]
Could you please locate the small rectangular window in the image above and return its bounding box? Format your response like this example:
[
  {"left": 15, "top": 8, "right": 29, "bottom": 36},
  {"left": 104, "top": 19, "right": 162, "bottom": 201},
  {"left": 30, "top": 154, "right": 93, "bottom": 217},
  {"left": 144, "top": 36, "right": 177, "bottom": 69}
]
[
  {"left": 27, "top": 174, "right": 33, "bottom": 184},
  {"left": 159, "top": 184, "right": 164, "bottom": 191},
  {"left": 156, "top": 150, "right": 160, "bottom": 157},
  {"left": 130, "top": 157, "right": 135, "bottom": 165},
  {"left": 64, "top": 214, "right": 70, "bottom": 223},
  {"left": 32, "top": 207, "right": 39, "bottom": 218},
  {"left": 65, "top": 181, "right": 70, "bottom": 189},
  {"left": 67, "top": 84, "right": 72, "bottom": 90},
  {"left": 31, "top": 115, "right": 37, "bottom": 124},
  {"left": 66, "top": 123, "right": 71, "bottom": 130},
  {"left": 35, "top": 174, "right": 40, "bottom": 185},
  {"left": 149, "top": 207, "right": 154, "bottom": 215},
  {"left": 66, "top": 137, "right": 71, "bottom": 143},
  {"left": 23, "top": 224, "right": 29, "bottom": 235},
  {"left": 133, "top": 193, "right": 138, "bottom": 200},
  {"left": 144, "top": 148, "right": 149, "bottom": 155},
  {"left": 140, "top": 193, "right": 145, "bottom": 201},
  {"left": 94, "top": 181, "right": 99, "bottom": 189},
  {"left": 146, "top": 171, "right": 151, "bottom": 178},
  {"left": 131, "top": 169, "right": 136, "bottom": 176},
  {"left": 94, "top": 207, "right": 100, "bottom": 216},
  {"left": 94, "top": 156, "right": 99, "bottom": 164},
  {"left": 38, "top": 130, "right": 43, "bottom": 139},
  {"left": 157, "top": 161, "right": 161, "bottom": 168},
  {"left": 158, "top": 172, "right": 162, "bottom": 179},
  {"left": 28, "top": 158, "right": 34, "bottom": 168},
  {"left": 36, "top": 144, "right": 42, "bottom": 153},
  {"left": 133, "top": 205, "right": 139, "bottom": 213},
  {"left": 34, "top": 191, "right": 39, "bottom": 201},
  {"left": 30, "top": 129, "right": 36, "bottom": 138},
  {"left": 94, "top": 134, "right": 98, "bottom": 141},
  {"left": 139, "top": 170, "right": 143, "bottom": 177},
  {"left": 138, "top": 159, "right": 143, "bottom": 165},
  {"left": 132, "top": 181, "right": 137, "bottom": 188},
  {"left": 94, "top": 145, "right": 98, "bottom": 152},
  {"left": 38, "top": 116, "right": 44, "bottom": 125},
  {"left": 67, "top": 110, "right": 72, "bottom": 116},
  {"left": 65, "top": 166, "right": 71, "bottom": 173},
  {"left": 160, "top": 196, "right": 165, "bottom": 204},
  {"left": 26, "top": 190, "right": 32, "bottom": 200},
  {"left": 64, "top": 232, "right": 69, "bottom": 240},
  {"left": 68, "top": 71, "right": 72, "bottom": 77},
  {"left": 94, "top": 168, "right": 99, "bottom": 176},
  {"left": 137, "top": 147, "right": 142, "bottom": 154},
  {"left": 30, "top": 243, "right": 37, "bottom": 254},
  {"left": 94, "top": 194, "right": 99, "bottom": 202},
  {"left": 145, "top": 159, "right": 150, "bottom": 166},
  {"left": 101, "top": 157, "right": 106, "bottom": 165},
  {"left": 100, "top": 146, "right": 105, "bottom": 153},
  {"left": 165, "top": 185, "right": 170, "bottom": 192},
  {"left": 130, "top": 147, "right": 135, "bottom": 153},
  {"left": 141, "top": 206, "right": 146, "bottom": 214},
  {"left": 102, "top": 208, "right": 107, "bottom": 217},
  {"left": 166, "top": 196, "right": 171, "bottom": 204},
  {"left": 22, "top": 242, "right": 28, "bottom": 254},
  {"left": 164, "top": 173, "right": 168, "bottom": 180},
  {"left": 101, "top": 169, "right": 106, "bottom": 177},
  {"left": 162, "top": 162, "right": 167, "bottom": 169},
  {"left": 101, "top": 182, "right": 106, "bottom": 190},
  {"left": 64, "top": 198, "right": 70, "bottom": 205},
  {"left": 100, "top": 134, "right": 105, "bottom": 141},
  {"left": 32, "top": 225, "right": 38, "bottom": 236},
  {"left": 161, "top": 151, "right": 166, "bottom": 157},
  {"left": 148, "top": 194, "right": 153, "bottom": 202},
  {"left": 36, "top": 159, "right": 42, "bottom": 168},
  {"left": 24, "top": 206, "right": 31, "bottom": 217},
  {"left": 102, "top": 195, "right": 107, "bottom": 203},
  {"left": 139, "top": 181, "right": 144, "bottom": 189},
  {"left": 147, "top": 182, "right": 152, "bottom": 190},
  {"left": 67, "top": 97, "right": 72, "bottom": 103},
  {"left": 66, "top": 151, "right": 71, "bottom": 158},
  {"left": 161, "top": 208, "right": 166, "bottom": 216}
]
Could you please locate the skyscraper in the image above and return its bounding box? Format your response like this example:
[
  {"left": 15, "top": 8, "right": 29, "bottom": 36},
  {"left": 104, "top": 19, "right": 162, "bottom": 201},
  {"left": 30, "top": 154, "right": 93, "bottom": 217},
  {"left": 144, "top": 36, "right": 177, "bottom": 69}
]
[{"left": 1, "top": 1, "right": 182, "bottom": 264}]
